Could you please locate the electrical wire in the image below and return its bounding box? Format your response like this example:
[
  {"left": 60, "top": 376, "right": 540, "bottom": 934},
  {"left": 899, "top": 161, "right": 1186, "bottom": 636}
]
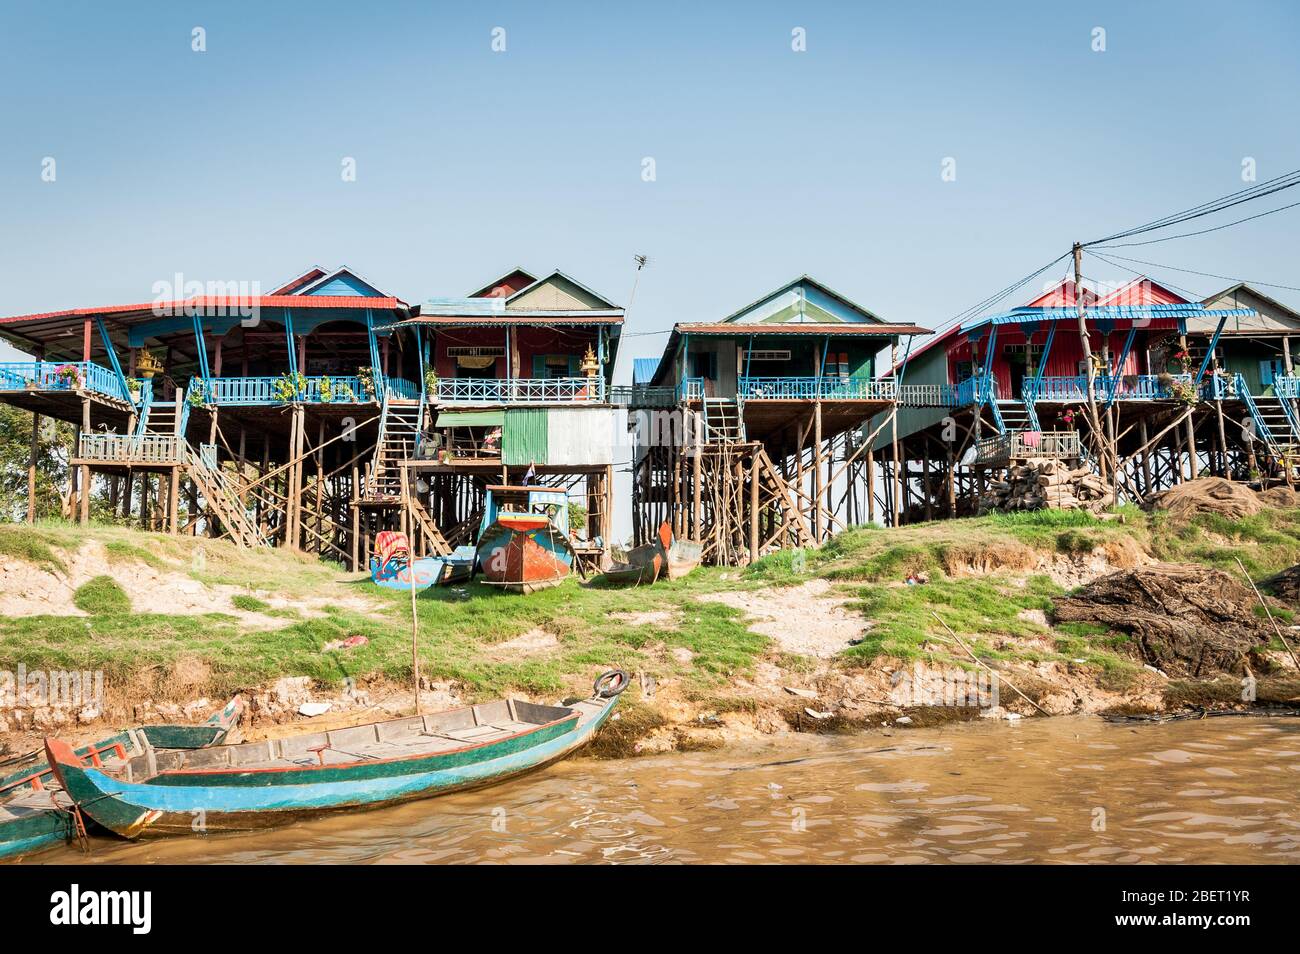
[
  {"left": 1093, "top": 199, "right": 1300, "bottom": 249},
  {"left": 1085, "top": 251, "right": 1300, "bottom": 294},
  {"left": 1083, "top": 168, "right": 1300, "bottom": 247}
]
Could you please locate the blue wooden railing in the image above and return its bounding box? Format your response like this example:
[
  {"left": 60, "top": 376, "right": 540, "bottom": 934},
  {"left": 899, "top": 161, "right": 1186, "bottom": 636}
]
[
  {"left": 737, "top": 376, "right": 897, "bottom": 401},
  {"left": 678, "top": 377, "right": 705, "bottom": 401},
  {"left": 202, "top": 375, "right": 376, "bottom": 406},
  {"left": 1022, "top": 374, "right": 1194, "bottom": 403},
  {"left": 434, "top": 377, "right": 605, "bottom": 404},
  {"left": 0, "top": 361, "right": 141, "bottom": 404}
]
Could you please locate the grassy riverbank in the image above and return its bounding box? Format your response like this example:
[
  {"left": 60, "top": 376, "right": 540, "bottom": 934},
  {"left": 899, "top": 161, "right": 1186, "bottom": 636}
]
[{"left": 2, "top": 502, "right": 1300, "bottom": 750}]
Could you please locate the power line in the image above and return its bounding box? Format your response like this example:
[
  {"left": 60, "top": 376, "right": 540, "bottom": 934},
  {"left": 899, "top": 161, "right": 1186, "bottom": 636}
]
[
  {"left": 1087, "top": 251, "right": 1207, "bottom": 301},
  {"left": 1092, "top": 199, "right": 1300, "bottom": 249},
  {"left": 1088, "top": 251, "right": 1300, "bottom": 294},
  {"left": 1083, "top": 168, "right": 1300, "bottom": 247}
]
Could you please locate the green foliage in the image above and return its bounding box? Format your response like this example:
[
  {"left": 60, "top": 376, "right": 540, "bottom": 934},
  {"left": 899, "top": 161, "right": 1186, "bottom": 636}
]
[
  {"left": 230, "top": 594, "right": 271, "bottom": 612},
  {"left": 0, "top": 404, "right": 73, "bottom": 521},
  {"left": 567, "top": 502, "right": 587, "bottom": 532},
  {"left": 73, "top": 575, "right": 131, "bottom": 615}
]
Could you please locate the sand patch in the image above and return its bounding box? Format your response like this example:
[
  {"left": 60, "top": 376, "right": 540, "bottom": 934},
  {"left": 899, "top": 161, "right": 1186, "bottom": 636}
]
[
  {"left": 0, "top": 541, "right": 378, "bottom": 629},
  {"left": 700, "top": 579, "right": 868, "bottom": 658},
  {"left": 486, "top": 627, "right": 560, "bottom": 660}
]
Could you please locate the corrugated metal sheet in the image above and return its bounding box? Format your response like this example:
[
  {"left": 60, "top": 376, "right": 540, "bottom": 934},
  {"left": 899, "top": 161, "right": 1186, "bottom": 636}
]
[
  {"left": 961, "top": 304, "right": 1255, "bottom": 331},
  {"left": 436, "top": 410, "right": 504, "bottom": 427},
  {"left": 546, "top": 408, "right": 617, "bottom": 466},
  {"left": 633, "top": 357, "right": 660, "bottom": 385},
  {"left": 503, "top": 408, "right": 549, "bottom": 466}
]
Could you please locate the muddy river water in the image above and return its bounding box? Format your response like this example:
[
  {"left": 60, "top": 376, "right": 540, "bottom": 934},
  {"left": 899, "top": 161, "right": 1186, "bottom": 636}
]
[{"left": 49, "top": 715, "right": 1300, "bottom": 865}]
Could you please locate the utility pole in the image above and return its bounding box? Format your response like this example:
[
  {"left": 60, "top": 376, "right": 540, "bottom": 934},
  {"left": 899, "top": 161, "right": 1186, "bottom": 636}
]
[{"left": 1073, "top": 242, "right": 1108, "bottom": 485}]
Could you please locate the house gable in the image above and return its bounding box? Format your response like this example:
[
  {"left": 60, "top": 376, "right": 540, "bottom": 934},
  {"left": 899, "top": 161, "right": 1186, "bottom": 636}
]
[
  {"left": 507, "top": 272, "right": 617, "bottom": 311},
  {"left": 295, "top": 266, "right": 389, "bottom": 299},
  {"left": 469, "top": 268, "right": 539, "bottom": 299},
  {"left": 721, "top": 277, "right": 886, "bottom": 325}
]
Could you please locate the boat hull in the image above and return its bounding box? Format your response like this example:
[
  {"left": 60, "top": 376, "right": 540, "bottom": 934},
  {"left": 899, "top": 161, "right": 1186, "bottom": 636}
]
[
  {"left": 476, "top": 519, "right": 574, "bottom": 593},
  {"left": 1, "top": 696, "right": 243, "bottom": 862},
  {"left": 48, "top": 698, "right": 617, "bottom": 839},
  {"left": 369, "top": 556, "right": 445, "bottom": 592}
]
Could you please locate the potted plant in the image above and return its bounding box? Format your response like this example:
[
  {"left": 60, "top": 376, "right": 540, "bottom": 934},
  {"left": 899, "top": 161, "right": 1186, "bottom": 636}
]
[
  {"left": 137, "top": 349, "right": 163, "bottom": 379},
  {"left": 319, "top": 376, "right": 333, "bottom": 403},
  {"left": 187, "top": 380, "right": 207, "bottom": 407},
  {"left": 273, "top": 371, "right": 307, "bottom": 403},
  {"left": 336, "top": 381, "right": 356, "bottom": 402},
  {"left": 424, "top": 369, "right": 439, "bottom": 396},
  {"left": 357, "top": 366, "right": 377, "bottom": 400},
  {"left": 54, "top": 363, "right": 85, "bottom": 388}
]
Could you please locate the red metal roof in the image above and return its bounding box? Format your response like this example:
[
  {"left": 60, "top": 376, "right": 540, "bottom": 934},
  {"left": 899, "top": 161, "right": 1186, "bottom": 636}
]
[{"left": 0, "top": 295, "right": 406, "bottom": 326}]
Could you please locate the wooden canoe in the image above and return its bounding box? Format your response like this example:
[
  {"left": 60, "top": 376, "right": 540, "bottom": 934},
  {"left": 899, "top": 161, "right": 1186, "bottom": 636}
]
[
  {"left": 666, "top": 538, "right": 703, "bottom": 579},
  {"left": 0, "top": 696, "right": 244, "bottom": 862},
  {"left": 46, "top": 674, "right": 627, "bottom": 840},
  {"left": 600, "top": 522, "right": 671, "bottom": 586}
]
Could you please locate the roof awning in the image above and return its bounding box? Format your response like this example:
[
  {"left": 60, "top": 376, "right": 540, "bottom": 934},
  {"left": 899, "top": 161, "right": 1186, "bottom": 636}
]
[
  {"left": 436, "top": 410, "right": 504, "bottom": 427},
  {"left": 959, "top": 304, "right": 1256, "bottom": 333}
]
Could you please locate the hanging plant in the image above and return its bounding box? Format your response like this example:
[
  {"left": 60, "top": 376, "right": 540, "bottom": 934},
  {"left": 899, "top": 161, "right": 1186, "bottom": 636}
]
[
  {"left": 356, "top": 366, "right": 377, "bottom": 399},
  {"left": 1168, "top": 378, "right": 1199, "bottom": 406},
  {"left": 54, "top": 363, "right": 85, "bottom": 388},
  {"left": 273, "top": 371, "right": 307, "bottom": 403}
]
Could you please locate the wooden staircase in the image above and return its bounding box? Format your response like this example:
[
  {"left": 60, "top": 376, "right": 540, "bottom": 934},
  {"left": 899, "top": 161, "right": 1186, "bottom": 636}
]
[
  {"left": 184, "top": 449, "right": 268, "bottom": 548},
  {"left": 365, "top": 400, "right": 423, "bottom": 501},
  {"left": 703, "top": 397, "right": 746, "bottom": 443},
  {"left": 406, "top": 493, "right": 452, "bottom": 557}
]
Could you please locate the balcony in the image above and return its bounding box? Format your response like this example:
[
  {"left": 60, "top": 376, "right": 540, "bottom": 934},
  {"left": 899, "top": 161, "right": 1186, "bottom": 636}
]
[
  {"left": 1023, "top": 374, "right": 1193, "bottom": 403},
  {"left": 738, "top": 376, "right": 896, "bottom": 401},
  {"left": 78, "top": 433, "right": 183, "bottom": 464},
  {"left": 973, "top": 430, "right": 1082, "bottom": 467},
  {"left": 0, "top": 361, "right": 139, "bottom": 405},
  {"left": 198, "top": 375, "right": 417, "bottom": 406},
  {"left": 433, "top": 377, "right": 606, "bottom": 404}
]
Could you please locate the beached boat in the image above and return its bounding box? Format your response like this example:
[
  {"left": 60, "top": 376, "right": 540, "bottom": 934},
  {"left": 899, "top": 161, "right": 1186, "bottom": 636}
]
[
  {"left": 0, "top": 696, "right": 244, "bottom": 862},
  {"left": 46, "top": 672, "right": 628, "bottom": 840},
  {"left": 475, "top": 486, "right": 577, "bottom": 594},
  {"left": 439, "top": 544, "right": 477, "bottom": 586},
  {"left": 666, "top": 537, "right": 703, "bottom": 580},
  {"left": 601, "top": 522, "right": 671, "bottom": 586},
  {"left": 369, "top": 530, "right": 444, "bottom": 592}
]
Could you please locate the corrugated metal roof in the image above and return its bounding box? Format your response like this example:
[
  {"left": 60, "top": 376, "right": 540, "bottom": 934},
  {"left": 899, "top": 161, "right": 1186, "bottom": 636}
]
[
  {"left": 633, "top": 358, "right": 661, "bottom": 385},
  {"left": 436, "top": 410, "right": 504, "bottom": 427},
  {"left": 419, "top": 297, "right": 506, "bottom": 316},
  {"left": 959, "top": 304, "right": 1256, "bottom": 332}
]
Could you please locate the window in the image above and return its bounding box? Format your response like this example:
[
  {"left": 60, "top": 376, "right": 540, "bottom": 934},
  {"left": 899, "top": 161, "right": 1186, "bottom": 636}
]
[
  {"left": 689, "top": 352, "right": 717, "bottom": 380},
  {"left": 743, "top": 349, "right": 791, "bottom": 362}
]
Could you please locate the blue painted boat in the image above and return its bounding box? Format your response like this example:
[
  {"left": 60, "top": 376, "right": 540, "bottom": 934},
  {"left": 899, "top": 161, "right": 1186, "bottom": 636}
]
[
  {"left": 475, "top": 486, "right": 577, "bottom": 593},
  {"left": 46, "top": 672, "right": 628, "bottom": 840},
  {"left": 0, "top": 696, "right": 244, "bottom": 862},
  {"left": 369, "top": 554, "right": 447, "bottom": 591}
]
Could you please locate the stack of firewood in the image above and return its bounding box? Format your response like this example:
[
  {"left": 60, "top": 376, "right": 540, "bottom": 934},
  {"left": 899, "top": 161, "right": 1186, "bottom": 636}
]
[{"left": 978, "top": 458, "right": 1113, "bottom": 514}]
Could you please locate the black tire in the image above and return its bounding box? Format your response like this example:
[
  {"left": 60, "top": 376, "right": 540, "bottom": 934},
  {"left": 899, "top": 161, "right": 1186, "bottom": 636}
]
[{"left": 594, "top": 668, "right": 630, "bottom": 699}]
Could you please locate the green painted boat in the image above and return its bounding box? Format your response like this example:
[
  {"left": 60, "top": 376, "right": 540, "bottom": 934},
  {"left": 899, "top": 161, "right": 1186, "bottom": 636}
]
[
  {"left": 0, "top": 695, "right": 244, "bottom": 862},
  {"left": 47, "top": 672, "right": 628, "bottom": 841}
]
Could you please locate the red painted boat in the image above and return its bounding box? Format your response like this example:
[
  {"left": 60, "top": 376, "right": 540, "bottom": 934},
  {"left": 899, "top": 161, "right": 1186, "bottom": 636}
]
[{"left": 474, "top": 486, "right": 577, "bottom": 594}]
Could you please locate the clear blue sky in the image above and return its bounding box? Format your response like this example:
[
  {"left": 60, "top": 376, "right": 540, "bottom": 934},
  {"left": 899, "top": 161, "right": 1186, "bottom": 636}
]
[{"left": 1, "top": 0, "right": 1297, "bottom": 364}]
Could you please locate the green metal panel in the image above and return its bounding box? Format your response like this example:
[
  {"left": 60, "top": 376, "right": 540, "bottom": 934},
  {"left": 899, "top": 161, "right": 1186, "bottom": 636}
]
[
  {"left": 436, "top": 411, "right": 505, "bottom": 427},
  {"left": 504, "top": 408, "right": 550, "bottom": 466}
]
